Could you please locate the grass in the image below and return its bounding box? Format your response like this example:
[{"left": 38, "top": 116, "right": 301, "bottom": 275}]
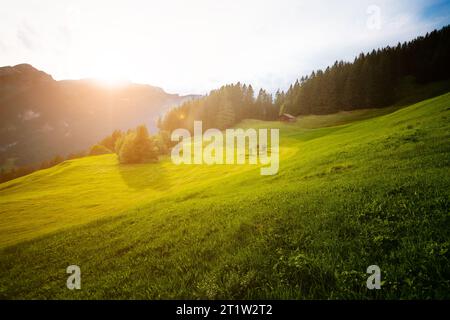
[{"left": 0, "top": 93, "right": 449, "bottom": 299}]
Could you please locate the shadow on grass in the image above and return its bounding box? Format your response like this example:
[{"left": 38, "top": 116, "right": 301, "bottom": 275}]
[{"left": 117, "top": 161, "right": 171, "bottom": 191}]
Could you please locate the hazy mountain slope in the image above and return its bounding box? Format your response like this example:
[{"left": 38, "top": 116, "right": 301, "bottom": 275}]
[{"left": 0, "top": 64, "right": 200, "bottom": 166}]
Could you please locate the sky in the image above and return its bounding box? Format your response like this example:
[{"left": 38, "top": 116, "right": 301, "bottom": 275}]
[{"left": 0, "top": 0, "right": 449, "bottom": 95}]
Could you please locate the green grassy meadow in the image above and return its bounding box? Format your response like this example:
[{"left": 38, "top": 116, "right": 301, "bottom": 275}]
[{"left": 0, "top": 93, "right": 449, "bottom": 299}]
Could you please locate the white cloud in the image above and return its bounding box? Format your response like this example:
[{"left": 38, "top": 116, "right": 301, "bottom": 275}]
[{"left": 16, "top": 21, "right": 40, "bottom": 50}]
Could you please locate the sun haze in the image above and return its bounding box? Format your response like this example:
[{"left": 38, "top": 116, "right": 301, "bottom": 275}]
[{"left": 0, "top": 0, "right": 449, "bottom": 94}]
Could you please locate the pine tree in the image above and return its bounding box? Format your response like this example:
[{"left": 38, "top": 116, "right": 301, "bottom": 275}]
[{"left": 216, "top": 100, "right": 235, "bottom": 130}]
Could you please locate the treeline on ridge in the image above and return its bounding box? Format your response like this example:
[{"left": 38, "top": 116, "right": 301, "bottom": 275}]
[
  {"left": 158, "top": 83, "right": 278, "bottom": 132},
  {"left": 280, "top": 25, "right": 450, "bottom": 115},
  {"left": 158, "top": 25, "right": 450, "bottom": 131}
]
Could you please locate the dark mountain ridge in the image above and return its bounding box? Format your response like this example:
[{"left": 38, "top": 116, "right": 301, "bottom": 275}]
[{"left": 0, "top": 64, "right": 199, "bottom": 166}]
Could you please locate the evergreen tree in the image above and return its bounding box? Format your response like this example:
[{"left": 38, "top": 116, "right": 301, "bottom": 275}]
[{"left": 217, "top": 100, "right": 235, "bottom": 130}]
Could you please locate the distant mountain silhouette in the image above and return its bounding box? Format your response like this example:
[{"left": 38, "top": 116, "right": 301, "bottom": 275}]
[{"left": 0, "top": 64, "right": 200, "bottom": 166}]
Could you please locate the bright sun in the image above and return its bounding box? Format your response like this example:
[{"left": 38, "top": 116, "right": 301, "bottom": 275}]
[
  {"left": 90, "top": 55, "right": 131, "bottom": 87},
  {"left": 94, "top": 76, "right": 128, "bottom": 87}
]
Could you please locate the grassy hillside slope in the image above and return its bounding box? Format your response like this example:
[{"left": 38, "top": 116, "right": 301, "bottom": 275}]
[{"left": 0, "top": 93, "right": 449, "bottom": 299}]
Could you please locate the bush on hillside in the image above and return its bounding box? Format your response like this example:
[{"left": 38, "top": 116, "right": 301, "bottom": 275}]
[
  {"left": 100, "top": 130, "right": 123, "bottom": 152},
  {"left": 117, "top": 125, "right": 159, "bottom": 164},
  {"left": 89, "top": 144, "right": 112, "bottom": 156}
]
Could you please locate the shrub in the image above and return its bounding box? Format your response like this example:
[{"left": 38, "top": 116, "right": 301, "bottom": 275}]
[
  {"left": 154, "top": 130, "right": 173, "bottom": 155},
  {"left": 100, "top": 130, "right": 123, "bottom": 152},
  {"left": 117, "top": 125, "right": 159, "bottom": 164},
  {"left": 89, "top": 144, "right": 112, "bottom": 156}
]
